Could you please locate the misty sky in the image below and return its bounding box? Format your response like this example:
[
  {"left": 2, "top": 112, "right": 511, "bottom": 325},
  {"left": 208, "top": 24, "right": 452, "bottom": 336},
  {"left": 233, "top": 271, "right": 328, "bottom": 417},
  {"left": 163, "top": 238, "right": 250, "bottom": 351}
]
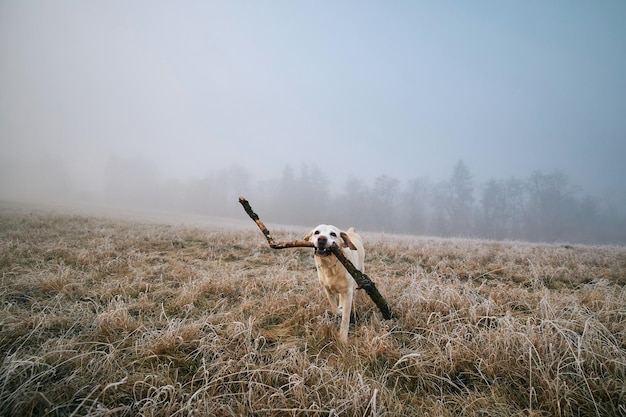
[{"left": 1, "top": 1, "right": 625, "bottom": 196}]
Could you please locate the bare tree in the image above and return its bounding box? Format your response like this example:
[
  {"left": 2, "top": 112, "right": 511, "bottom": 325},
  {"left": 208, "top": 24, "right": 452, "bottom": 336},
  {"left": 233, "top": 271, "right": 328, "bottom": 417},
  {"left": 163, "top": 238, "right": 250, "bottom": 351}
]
[
  {"left": 371, "top": 175, "right": 400, "bottom": 232},
  {"left": 525, "top": 170, "right": 577, "bottom": 241},
  {"left": 480, "top": 179, "right": 508, "bottom": 240},
  {"left": 400, "top": 177, "right": 431, "bottom": 235},
  {"left": 333, "top": 177, "right": 373, "bottom": 230},
  {"left": 271, "top": 164, "right": 331, "bottom": 226},
  {"left": 431, "top": 160, "right": 475, "bottom": 236}
]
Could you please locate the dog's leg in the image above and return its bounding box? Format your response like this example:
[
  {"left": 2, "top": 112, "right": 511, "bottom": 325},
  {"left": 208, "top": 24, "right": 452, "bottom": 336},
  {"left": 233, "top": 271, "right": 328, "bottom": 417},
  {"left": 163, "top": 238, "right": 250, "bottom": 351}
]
[
  {"left": 337, "top": 288, "right": 353, "bottom": 343},
  {"left": 324, "top": 288, "right": 340, "bottom": 315}
]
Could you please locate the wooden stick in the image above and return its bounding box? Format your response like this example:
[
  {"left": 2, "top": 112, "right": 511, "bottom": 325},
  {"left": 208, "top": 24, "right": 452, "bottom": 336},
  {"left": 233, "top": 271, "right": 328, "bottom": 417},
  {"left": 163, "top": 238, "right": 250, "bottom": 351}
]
[
  {"left": 238, "top": 196, "right": 314, "bottom": 249},
  {"left": 328, "top": 243, "right": 394, "bottom": 320},
  {"left": 238, "top": 196, "right": 394, "bottom": 320}
]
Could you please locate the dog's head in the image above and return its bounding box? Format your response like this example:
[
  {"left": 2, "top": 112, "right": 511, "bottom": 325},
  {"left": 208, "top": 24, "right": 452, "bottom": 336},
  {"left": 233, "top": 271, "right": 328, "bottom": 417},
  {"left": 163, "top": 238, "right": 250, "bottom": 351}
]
[{"left": 304, "top": 224, "right": 357, "bottom": 257}]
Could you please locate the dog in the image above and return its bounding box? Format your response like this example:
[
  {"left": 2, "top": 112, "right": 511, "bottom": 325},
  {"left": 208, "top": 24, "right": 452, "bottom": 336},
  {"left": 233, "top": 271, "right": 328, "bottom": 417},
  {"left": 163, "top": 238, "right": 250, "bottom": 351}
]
[{"left": 303, "top": 224, "right": 365, "bottom": 342}]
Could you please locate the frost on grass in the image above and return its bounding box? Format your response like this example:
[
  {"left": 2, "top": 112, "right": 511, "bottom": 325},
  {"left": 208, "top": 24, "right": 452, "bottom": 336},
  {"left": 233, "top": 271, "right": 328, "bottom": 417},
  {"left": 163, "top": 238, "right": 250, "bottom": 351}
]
[{"left": 0, "top": 210, "right": 625, "bottom": 416}]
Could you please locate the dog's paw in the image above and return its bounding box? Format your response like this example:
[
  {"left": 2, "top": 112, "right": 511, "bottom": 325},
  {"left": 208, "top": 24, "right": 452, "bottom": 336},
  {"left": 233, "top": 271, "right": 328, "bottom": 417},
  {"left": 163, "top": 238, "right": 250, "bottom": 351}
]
[{"left": 322, "top": 311, "right": 342, "bottom": 325}]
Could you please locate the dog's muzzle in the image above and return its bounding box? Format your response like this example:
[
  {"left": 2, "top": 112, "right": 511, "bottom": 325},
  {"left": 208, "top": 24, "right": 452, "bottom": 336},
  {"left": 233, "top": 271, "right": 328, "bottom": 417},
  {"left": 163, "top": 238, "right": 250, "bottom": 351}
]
[{"left": 314, "top": 236, "right": 333, "bottom": 257}]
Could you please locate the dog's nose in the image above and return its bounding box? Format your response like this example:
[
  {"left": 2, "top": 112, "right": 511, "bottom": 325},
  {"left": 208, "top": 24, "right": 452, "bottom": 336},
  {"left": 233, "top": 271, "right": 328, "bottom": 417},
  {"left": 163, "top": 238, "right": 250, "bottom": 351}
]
[{"left": 317, "top": 235, "right": 327, "bottom": 247}]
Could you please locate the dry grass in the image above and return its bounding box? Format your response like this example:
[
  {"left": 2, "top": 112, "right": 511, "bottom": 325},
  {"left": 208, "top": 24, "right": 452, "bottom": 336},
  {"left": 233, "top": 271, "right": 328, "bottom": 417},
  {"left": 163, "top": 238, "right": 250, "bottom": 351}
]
[{"left": 1, "top": 207, "right": 625, "bottom": 416}]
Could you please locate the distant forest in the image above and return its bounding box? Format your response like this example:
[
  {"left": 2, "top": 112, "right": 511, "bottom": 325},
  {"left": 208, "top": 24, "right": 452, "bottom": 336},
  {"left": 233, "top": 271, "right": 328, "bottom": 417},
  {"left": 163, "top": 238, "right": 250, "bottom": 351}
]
[
  {"left": 102, "top": 158, "right": 625, "bottom": 245},
  {"left": 2, "top": 155, "right": 625, "bottom": 245}
]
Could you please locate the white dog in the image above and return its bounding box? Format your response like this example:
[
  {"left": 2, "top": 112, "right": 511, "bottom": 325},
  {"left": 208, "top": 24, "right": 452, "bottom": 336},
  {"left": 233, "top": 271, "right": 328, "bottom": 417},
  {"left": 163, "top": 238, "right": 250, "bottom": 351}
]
[{"left": 304, "top": 224, "right": 365, "bottom": 342}]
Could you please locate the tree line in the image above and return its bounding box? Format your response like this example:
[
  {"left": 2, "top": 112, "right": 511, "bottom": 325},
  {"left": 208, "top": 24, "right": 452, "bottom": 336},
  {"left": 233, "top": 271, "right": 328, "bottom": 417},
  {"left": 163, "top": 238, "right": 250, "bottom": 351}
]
[
  {"left": 101, "top": 157, "right": 624, "bottom": 245},
  {"left": 2, "top": 154, "right": 623, "bottom": 245}
]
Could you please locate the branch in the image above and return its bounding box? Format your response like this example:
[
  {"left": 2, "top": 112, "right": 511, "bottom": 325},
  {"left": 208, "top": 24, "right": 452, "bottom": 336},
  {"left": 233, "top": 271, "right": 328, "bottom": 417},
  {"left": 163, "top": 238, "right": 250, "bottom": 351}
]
[
  {"left": 238, "top": 197, "right": 313, "bottom": 249},
  {"left": 238, "top": 196, "right": 394, "bottom": 320},
  {"left": 329, "top": 244, "right": 394, "bottom": 320}
]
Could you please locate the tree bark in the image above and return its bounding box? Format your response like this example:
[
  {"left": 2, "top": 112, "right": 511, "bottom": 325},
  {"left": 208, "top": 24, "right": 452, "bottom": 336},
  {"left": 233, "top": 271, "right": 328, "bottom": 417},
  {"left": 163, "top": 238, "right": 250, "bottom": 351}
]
[
  {"left": 238, "top": 196, "right": 314, "bottom": 249},
  {"left": 238, "top": 196, "right": 394, "bottom": 320},
  {"left": 327, "top": 243, "right": 394, "bottom": 320}
]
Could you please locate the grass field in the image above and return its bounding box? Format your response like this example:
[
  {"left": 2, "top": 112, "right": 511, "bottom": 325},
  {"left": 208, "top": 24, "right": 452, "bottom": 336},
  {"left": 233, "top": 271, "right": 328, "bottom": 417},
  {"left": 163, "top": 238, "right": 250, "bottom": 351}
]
[{"left": 1, "top": 205, "right": 625, "bottom": 416}]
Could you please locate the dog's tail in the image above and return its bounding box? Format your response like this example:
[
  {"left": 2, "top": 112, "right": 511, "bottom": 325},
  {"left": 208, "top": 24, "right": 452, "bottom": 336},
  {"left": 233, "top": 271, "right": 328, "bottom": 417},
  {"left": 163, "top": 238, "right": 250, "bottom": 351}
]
[{"left": 347, "top": 227, "right": 356, "bottom": 233}]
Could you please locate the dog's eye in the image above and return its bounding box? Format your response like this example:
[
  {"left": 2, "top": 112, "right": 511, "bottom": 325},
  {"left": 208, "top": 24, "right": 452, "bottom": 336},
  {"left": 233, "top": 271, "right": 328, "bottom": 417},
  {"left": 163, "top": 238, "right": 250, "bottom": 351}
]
[
  {"left": 330, "top": 232, "right": 337, "bottom": 237},
  {"left": 314, "top": 230, "right": 320, "bottom": 235}
]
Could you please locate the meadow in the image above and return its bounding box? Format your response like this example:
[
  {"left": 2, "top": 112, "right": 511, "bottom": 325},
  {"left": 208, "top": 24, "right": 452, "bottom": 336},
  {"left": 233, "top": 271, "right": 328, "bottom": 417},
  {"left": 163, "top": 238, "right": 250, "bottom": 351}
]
[{"left": 0, "top": 204, "right": 625, "bottom": 416}]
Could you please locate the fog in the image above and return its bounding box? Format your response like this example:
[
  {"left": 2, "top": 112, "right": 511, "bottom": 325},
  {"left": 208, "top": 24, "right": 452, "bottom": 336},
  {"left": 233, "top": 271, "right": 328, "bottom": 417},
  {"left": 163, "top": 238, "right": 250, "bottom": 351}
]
[{"left": 1, "top": 2, "right": 625, "bottom": 244}]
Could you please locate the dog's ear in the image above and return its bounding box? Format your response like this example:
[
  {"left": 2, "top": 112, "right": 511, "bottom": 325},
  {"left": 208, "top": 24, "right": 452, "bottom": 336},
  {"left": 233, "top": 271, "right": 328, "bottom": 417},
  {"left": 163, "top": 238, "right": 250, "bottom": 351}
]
[
  {"left": 340, "top": 231, "right": 358, "bottom": 250},
  {"left": 303, "top": 229, "right": 315, "bottom": 242}
]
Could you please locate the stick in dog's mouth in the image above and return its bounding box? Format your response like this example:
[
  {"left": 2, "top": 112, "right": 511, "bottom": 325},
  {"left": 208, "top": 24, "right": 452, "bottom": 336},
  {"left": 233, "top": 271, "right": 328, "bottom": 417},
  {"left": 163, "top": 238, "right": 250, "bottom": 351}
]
[{"left": 314, "top": 247, "right": 333, "bottom": 257}]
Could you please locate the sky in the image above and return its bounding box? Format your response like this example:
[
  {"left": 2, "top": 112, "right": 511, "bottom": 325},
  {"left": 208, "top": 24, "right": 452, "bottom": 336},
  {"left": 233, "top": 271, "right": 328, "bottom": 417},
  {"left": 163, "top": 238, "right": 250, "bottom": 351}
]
[{"left": 1, "top": 1, "right": 625, "bottom": 198}]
